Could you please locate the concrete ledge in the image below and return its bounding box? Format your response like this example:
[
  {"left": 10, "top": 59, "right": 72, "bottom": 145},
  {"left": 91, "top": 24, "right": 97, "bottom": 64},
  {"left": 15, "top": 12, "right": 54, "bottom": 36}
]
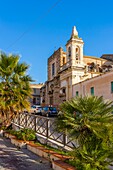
[
  {"left": 27, "top": 142, "right": 75, "bottom": 170},
  {"left": 0, "top": 130, "right": 3, "bottom": 137},
  {"left": 27, "top": 142, "right": 70, "bottom": 161},
  {"left": 52, "top": 160, "right": 76, "bottom": 170},
  {"left": 4, "top": 132, "right": 16, "bottom": 139},
  {"left": 3, "top": 132, "right": 76, "bottom": 170},
  {"left": 27, "top": 142, "right": 55, "bottom": 159},
  {"left": 11, "top": 138, "right": 27, "bottom": 148}
]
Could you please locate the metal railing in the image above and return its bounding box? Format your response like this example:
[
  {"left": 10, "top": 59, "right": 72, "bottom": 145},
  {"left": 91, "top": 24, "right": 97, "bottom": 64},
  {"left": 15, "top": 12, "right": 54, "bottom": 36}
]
[{"left": 12, "top": 113, "right": 75, "bottom": 150}]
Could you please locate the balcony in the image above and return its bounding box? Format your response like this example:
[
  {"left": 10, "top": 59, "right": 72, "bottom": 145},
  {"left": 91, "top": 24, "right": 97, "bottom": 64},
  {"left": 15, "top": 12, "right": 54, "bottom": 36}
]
[
  {"left": 58, "top": 60, "right": 71, "bottom": 73},
  {"left": 58, "top": 59, "right": 84, "bottom": 73},
  {"left": 59, "top": 92, "right": 66, "bottom": 97}
]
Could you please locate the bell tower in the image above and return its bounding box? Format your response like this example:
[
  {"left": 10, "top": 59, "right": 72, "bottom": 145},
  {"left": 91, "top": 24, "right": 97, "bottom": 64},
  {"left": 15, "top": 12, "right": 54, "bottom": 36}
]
[{"left": 66, "top": 26, "right": 84, "bottom": 67}]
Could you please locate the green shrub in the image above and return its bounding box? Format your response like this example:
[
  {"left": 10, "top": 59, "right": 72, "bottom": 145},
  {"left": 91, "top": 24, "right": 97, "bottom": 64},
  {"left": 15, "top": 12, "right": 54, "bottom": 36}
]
[
  {"left": 6, "top": 129, "right": 17, "bottom": 135},
  {"left": 15, "top": 128, "right": 36, "bottom": 141},
  {"left": 56, "top": 96, "right": 113, "bottom": 170},
  {"left": 6, "top": 128, "right": 36, "bottom": 141}
]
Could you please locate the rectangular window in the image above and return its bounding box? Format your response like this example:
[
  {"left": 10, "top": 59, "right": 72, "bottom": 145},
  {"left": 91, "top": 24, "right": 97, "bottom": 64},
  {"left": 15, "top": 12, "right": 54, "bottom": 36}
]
[
  {"left": 33, "top": 88, "right": 36, "bottom": 94},
  {"left": 63, "top": 57, "right": 65, "bottom": 65},
  {"left": 52, "top": 63, "right": 55, "bottom": 76},
  {"left": 111, "top": 82, "right": 113, "bottom": 93},
  {"left": 76, "top": 91, "right": 79, "bottom": 96},
  {"left": 90, "top": 87, "right": 94, "bottom": 95}
]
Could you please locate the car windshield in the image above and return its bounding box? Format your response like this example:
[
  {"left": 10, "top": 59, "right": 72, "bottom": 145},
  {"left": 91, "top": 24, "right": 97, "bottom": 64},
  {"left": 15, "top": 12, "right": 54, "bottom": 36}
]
[
  {"left": 49, "top": 107, "right": 57, "bottom": 111},
  {"left": 38, "top": 107, "right": 42, "bottom": 110},
  {"left": 31, "top": 106, "right": 36, "bottom": 108}
]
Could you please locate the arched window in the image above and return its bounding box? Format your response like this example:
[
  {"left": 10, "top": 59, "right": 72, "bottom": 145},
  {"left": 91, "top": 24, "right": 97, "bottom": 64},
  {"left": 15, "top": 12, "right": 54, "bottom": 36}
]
[
  {"left": 68, "top": 47, "right": 71, "bottom": 58},
  {"left": 75, "top": 47, "right": 79, "bottom": 60},
  {"left": 63, "top": 57, "right": 65, "bottom": 65}
]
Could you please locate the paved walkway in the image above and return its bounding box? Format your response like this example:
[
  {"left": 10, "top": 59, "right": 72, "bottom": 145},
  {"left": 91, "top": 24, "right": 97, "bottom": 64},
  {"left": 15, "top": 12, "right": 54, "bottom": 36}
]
[{"left": 0, "top": 137, "right": 53, "bottom": 170}]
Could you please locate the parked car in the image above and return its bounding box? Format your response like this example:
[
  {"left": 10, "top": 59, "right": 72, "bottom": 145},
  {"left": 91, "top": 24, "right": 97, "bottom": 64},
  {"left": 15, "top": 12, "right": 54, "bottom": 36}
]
[
  {"left": 30, "top": 105, "right": 43, "bottom": 115},
  {"left": 41, "top": 106, "right": 58, "bottom": 117}
]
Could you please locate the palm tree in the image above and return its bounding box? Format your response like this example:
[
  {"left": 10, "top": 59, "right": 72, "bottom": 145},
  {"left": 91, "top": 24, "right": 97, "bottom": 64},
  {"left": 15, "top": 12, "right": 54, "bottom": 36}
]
[
  {"left": 0, "top": 52, "right": 33, "bottom": 127},
  {"left": 56, "top": 96, "right": 113, "bottom": 170}
]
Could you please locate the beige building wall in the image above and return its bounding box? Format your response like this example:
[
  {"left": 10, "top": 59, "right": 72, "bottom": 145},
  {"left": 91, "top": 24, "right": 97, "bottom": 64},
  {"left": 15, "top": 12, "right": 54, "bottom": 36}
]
[
  {"left": 48, "top": 47, "right": 64, "bottom": 81},
  {"left": 30, "top": 83, "right": 44, "bottom": 105},
  {"left": 40, "top": 26, "right": 113, "bottom": 107},
  {"left": 84, "top": 56, "right": 105, "bottom": 65},
  {"left": 72, "top": 71, "right": 113, "bottom": 101}
]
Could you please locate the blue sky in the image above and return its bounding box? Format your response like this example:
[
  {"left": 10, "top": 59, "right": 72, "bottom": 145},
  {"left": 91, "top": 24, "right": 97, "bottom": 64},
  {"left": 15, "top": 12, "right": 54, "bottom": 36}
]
[{"left": 0, "top": 0, "right": 113, "bottom": 83}]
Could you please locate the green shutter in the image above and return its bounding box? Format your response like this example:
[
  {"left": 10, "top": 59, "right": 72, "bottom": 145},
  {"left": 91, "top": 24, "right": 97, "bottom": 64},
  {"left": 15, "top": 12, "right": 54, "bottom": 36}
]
[
  {"left": 91, "top": 87, "right": 94, "bottom": 95},
  {"left": 76, "top": 91, "right": 79, "bottom": 96},
  {"left": 111, "top": 82, "right": 113, "bottom": 93}
]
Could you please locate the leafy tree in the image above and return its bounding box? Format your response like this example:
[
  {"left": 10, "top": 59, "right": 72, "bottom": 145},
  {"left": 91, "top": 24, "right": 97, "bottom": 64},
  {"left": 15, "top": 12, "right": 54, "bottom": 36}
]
[
  {"left": 0, "top": 52, "right": 33, "bottom": 126},
  {"left": 56, "top": 96, "right": 113, "bottom": 170}
]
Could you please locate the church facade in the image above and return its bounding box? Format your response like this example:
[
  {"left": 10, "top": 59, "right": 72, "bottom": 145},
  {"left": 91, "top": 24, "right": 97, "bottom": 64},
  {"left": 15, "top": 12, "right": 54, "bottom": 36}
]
[{"left": 40, "top": 26, "right": 113, "bottom": 107}]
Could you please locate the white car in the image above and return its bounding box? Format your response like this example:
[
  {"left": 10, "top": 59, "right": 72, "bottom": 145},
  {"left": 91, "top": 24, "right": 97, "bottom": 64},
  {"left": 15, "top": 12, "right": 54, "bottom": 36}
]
[{"left": 30, "top": 105, "right": 42, "bottom": 114}]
